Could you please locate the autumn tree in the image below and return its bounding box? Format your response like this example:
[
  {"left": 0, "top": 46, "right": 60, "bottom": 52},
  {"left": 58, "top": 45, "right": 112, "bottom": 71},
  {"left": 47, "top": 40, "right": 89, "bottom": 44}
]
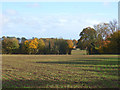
[
  {"left": 66, "top": 40, "right": 74, "bottom": 54},
  {"left": 53, "top": 38, "right": 60, "bottom": 54},
  {"left": 2, "top": 37, "right": 19, "bottom": 54},
  {"left": 43, "top": 38, "right": 51, "bottom": 54},
  {"left": 93, "top": 20, "right": 119, "bottom": 54},
  {"left": 22, "top": 40, "right": 29, "bottom": 54},
  {"left": 109, "top": 20, "right": 118, "bottom": 33},
  {"left": 94, "top": 23, "right": 112, "bottom": 40},
  {"left": 108, "top": 30, "right": 120, "bottom": 54},
  {"left": 48, "top": 39, "right": 55, "bottom": 54},
  {"left": 99, "top": 30, "right": 120, "bottom": 54},
  {"left": 28, "top": 38, "right": 39, "bottom": 54},
  {"left": 73, "top": 39, "right": 78, "bottom": 47},
  {"left": 37, "top": 38, "right": 45, "bottom": 54}
]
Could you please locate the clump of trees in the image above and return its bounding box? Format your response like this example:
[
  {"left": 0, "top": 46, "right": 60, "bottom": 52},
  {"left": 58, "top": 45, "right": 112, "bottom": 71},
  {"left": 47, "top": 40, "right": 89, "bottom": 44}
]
[
  {"left": 2, "top": 36, "right": 19, "bottom": 54},
  {"left": 98, "top": 30, "right": 120, "bottom": 54},
  {"left": 1, "top": 36, "right": 76, "bottom": 55},
  {"left": 77, "top": 20, "right": 120, "bottom": 54}
]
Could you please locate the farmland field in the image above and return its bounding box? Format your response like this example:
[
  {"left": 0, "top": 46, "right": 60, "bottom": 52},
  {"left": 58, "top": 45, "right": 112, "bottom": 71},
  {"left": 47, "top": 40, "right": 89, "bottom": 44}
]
[{"left": 2, "top": 50, "right": 119, "bottom": 88}]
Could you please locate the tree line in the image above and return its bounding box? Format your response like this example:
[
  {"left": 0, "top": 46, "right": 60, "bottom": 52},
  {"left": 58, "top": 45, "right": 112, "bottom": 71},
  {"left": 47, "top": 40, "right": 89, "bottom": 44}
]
[
  {"left": 1, "top": 36, "right": 78, "bottom": 55},
  {"left": 77, "top": 20, "right": 120, "bottom": 54},
  {"left": 1, "top": 19, "right": 119, "bottom": 55}
]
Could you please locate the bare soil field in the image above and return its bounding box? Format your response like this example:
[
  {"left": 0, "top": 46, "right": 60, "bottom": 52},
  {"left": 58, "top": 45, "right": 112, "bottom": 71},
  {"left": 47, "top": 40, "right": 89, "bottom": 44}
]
[{"left": 2, "top": 50, "right": 119, "bottom": 88}]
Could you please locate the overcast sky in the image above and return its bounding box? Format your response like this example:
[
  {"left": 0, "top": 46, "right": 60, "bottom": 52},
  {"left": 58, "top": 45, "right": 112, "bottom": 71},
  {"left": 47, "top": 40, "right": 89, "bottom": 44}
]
[{"left": 1, "top": 2, "right": 118, "bottom": 40}]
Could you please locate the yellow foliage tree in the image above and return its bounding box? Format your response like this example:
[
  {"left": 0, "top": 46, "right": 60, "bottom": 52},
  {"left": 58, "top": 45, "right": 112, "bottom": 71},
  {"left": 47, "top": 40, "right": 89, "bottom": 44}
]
[
  {"left": 38, "top": 38, "right": 45, "bottom": 54},
  {"left": 23, "top": 38, "right": 39, "bottom": 54},
  {"left": 29, "top": 38, "right": 38, "bottom": 54},
  {"left": 22, "top": 40, "right": 30, "bottom": 54},
  {"left": 66, "top": 40, "right": 74, "bottom": 54},
  {"left": 66, "top": 40, "right": 74, "bottom": 49}
]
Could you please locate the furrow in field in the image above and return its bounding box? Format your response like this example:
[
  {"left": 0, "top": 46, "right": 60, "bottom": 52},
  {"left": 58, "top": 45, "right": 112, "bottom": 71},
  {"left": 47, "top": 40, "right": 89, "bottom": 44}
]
[
  {"left": 3, "top": 72, "right": 20, "bottom": 80},
  {"left": 2, "top": 73, "right": 15, "bottom": 80},
  {"left": 2, "top": 54, "right": 119, "bottom": 88},
  {"left": 29, "top": 65, "right": 87, "bottom": 82}
]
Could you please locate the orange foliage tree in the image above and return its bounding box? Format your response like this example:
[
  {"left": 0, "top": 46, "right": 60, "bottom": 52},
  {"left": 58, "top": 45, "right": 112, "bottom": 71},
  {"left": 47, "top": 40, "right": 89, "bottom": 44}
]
[
  {"left": 29, "top": 38, "right": 38, "bottom": 54},
  {"left": 66, "top": 40, "right": 74, "bottom": 54},
  {"left": 23, "top": 38, "right": 39, "bottom": 54}
]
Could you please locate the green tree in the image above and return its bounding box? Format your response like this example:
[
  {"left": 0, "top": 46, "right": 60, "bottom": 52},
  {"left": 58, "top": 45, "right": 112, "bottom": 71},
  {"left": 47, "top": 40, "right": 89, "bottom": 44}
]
[
  {"left": 38, "top": 38, "right": 45, "bottom": 54},
  {"left": 0, "top": 38, "right": 2, "bottom": 54},
  {"left": 78, "top": 27, "right": 97, "bottom": 54},
  {"left": 21, "top": 40, "right": 29, "bottom": 54},
  {"left": 105, "top": 30, "right": 120, "bottom": 54},
  {"left": 2, "top": 37, "right": 19, "bottom": 54},
  {"left": 21, "top": 37, "right": 26, "bottom": 43},
  {"left": 43, "top": 38, "right": 51, "bottom": 54},
  {"left": 73, "top": 39, "right": 78, "bottom": 47},
  {"left": 93, "top": 20, "right": 119, "bottom": 54},
  {"left": 94, "top": 23, "right": 111, "bottom": 40},
  {"left": 55, "top": 39, "right": 68, "bottom": 54}
]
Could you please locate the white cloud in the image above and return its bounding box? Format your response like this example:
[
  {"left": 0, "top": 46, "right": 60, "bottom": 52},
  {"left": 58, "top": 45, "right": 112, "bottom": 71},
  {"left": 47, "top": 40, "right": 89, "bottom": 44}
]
[
  {"left": 0, "top": 14, "right": 2, "bottom": 35},
  {"left": 59, "top": 19, "right": 68, "bottom": 23},
  {"left": 41, "top": 28, "right": 46, "bottom": 32},
  {"left": 0, "top": 14, "right": 2, "bottom": 26},
  {"left": 2, "top": 12, "right": 114, "bottom": 39},
  {"left": 1, "top": 0, "right": 119, "bottom": 2},
  {"left": 85, "top": 19, "right": 100, "bottom": 25},
  {"left": 103, "top": 2, "right": 110, "bottom": 7},
  {"left": 55, "top": 19, "right": 68, "bottom": 26},
  {"left": 7, "top": 23, "right": 15, "bottom": 28},
  {"left": 3, "top": 15, "right": 10, "bottom": 24},
  {"left": 27, "top": 3, "right": 40, "bottom": 7},
  {"left": 4, "top": 9, "right": 17, "bottom": 16}
]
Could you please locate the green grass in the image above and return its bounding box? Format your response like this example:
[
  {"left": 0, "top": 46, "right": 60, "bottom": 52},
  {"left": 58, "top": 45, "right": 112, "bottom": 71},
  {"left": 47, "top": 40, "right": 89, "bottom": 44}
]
[
  {"left": 71, "top": 49, "right": 87, "bottom": 55},
  {"left": 2, "top": 50, "right": 119, "bottom": 88}
]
